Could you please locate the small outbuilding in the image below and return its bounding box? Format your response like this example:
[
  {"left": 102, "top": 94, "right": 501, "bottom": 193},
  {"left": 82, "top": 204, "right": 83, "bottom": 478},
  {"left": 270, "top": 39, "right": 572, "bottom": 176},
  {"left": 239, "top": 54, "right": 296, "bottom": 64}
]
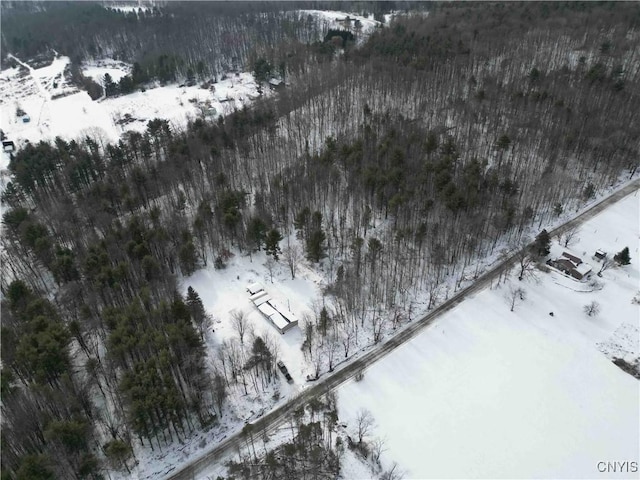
[
  {"left": 268, "top": 78, "right": 284, "bottom": 90},
  {"left": 2, "top": 140, "right": 15, "bottom": 152},
  {"left": 594, "top": 250, "right": 607, "bottom": 261},
  {"left": 246, "top": 282, "right": 264, "bottom": 295},
  {"left": 247, "top": 283, "right": 298, "bottom": 334}
]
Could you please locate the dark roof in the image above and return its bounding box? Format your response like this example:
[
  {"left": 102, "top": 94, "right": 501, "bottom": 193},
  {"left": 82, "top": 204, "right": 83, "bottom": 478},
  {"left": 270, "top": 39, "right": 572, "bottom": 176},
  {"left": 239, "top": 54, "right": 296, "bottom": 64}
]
[
  {"left": 561, "top": 252, "right": 582, "bottom": 265},
  {"left": 555, "top": 259, "right": 575, "bottom": 271}
]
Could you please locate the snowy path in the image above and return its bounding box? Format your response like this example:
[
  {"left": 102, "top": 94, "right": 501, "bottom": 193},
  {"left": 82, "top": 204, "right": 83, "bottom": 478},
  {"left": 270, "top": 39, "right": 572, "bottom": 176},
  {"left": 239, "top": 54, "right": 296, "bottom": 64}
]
[
  {"left": 7, "top": 54, "right": 50, "bottom": 100},
  {"left": 6, "top": 54, "right": 51, "bottom": 126},
  {"left": 166, "top": 178, "right": 640, "bottom": 480}
]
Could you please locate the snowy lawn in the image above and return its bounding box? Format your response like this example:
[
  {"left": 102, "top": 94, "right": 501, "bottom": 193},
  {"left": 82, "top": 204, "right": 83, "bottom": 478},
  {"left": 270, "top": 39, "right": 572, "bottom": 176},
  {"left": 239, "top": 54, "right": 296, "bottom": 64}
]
[{"left": 336, "top": 190, "right": 640, "bottom": 479}]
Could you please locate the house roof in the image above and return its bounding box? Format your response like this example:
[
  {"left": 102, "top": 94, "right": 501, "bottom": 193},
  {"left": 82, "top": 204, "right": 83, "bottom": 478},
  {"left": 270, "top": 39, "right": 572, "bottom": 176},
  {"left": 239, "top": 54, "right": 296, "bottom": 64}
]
[
  {"left": 575, "top": 263, "right": 592, "bottom": 276},
  {"left": 555, "top": 259, "right": 575, "bottom": 271},
  {"left": 561, "top": 251, "right": 582, "bottom": 265}
]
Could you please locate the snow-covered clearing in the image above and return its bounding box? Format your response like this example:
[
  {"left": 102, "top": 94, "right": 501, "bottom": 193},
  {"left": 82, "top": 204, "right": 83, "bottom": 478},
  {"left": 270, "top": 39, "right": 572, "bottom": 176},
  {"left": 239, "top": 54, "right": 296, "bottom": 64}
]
[
  {"left": 82, "top": 58, "right": 132, "bottom": 84},
  {"left": 336, "top": 190, "right": 640, "bottom": 479},
  {"left": 0, "top": 55, "right": 262, "bottom": 149},
  {"left": 297, "top": 10, "right": 381, "bottom": 43},
  {"left": 124, "top": 242, "right": 326, "bottom": 479}
]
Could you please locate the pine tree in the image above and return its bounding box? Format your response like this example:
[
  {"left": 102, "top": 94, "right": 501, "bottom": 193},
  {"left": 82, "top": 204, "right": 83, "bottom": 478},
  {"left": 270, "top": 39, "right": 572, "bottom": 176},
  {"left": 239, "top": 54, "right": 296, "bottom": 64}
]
[
  {"left": 532, "top": 229, "right": 550, "bottom": 257},
  {"left": 306, "top": 230, "right": 326, "bottom": 263},
  {"left": 614, "top": 246, "right": 631, "bottom": 265},
  {"left": 186, "top": 286, "right": 208, "bottom": 338},
  {"left": 103, "top": 73, "right": 118, "bottom": 97},
  {"left": 265, "top": 228, "right": 283, "bottom": 260},
  {"left": 247, "top": 216, "right": 267, "bottom": 252}
]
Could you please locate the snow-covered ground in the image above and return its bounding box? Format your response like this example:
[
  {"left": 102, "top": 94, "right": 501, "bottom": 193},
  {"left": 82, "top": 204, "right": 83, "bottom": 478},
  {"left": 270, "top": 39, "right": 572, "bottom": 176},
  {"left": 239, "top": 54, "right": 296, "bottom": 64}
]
[
  {"left": 82, "top": 58, "right": 132, "bottom": 84},
  {"left": 124, "top": 241, "right": 327, "bottom": 479},
  {"left": 0, "top": 55, "right": 263, "bottom": 149},
  {"left": 298, "top": 9, "right": 381, "bottom": 43},
  {"left": 335, "top": 190, "right": 640, "bottom": 479},
  {"left": 182, "top": 247, "right": 321, "bottom": 385}
]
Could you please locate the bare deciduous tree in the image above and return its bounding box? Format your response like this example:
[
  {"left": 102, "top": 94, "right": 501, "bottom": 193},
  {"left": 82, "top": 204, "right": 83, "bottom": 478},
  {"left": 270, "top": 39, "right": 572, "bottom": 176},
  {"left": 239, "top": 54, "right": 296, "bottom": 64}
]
[
  {"left": 583, "top": 301, "right": 600, "bottom": 317},
  {"left": 283, "top": 244, "right": 302, "bottom": 279},
  {"left": 380, "top": 462, "right": 405, "bottom": 480},
  {"left": 598, "top": 256, "right": 614, "bottom": 276},
  {"left": 559, "top": 226, "right": 580, "bottom": 248},
  {"left": 355, "top": 409, "right": 375, "bottom": 445},
  {"left": 515, "top": 249, "right": 537, "bottom": 281},
  {"left": 231, "top": 309, "right": 248, "bottom": 345},
  {"left": 508, "top": 285, "right": 527, "bottom": 312},
  {"left": 264, "top": 257, "right": 276, "bottom": 283},
  {"left": 371, "top": 436, "right": 387, "bottom": 465}
]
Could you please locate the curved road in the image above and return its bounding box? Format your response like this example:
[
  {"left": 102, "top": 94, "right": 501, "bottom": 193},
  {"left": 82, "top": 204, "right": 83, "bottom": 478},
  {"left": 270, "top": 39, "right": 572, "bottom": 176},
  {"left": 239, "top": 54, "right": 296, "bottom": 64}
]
[{"left": 167, "top": 178, "right": 640, "bottom": 480}]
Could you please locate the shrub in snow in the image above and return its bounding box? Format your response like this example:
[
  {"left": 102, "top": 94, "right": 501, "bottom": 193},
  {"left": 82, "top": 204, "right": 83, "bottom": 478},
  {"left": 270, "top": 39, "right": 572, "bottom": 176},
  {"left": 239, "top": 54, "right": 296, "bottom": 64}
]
[{"left": 583, "top": 301, "right": 600, "bottom": 317}]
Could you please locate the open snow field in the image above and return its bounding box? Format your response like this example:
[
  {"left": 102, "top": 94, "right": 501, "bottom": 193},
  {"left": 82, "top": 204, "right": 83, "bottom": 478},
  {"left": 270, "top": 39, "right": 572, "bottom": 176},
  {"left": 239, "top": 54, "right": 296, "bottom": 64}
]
[
  {"left": 336, "top": 190, "right": 640, "bottom": 479},
  {"left": 0, "top": 55, "right": 261, "bottom": 148}
]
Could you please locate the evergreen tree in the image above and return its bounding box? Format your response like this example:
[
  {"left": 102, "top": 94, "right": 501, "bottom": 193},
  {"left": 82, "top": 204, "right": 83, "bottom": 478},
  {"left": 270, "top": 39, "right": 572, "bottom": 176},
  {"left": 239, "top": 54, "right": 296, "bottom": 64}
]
[
  {"left": 532, "top": 229, "right": 550, "bottom": 257},
  {"left": 253, "top": 57, "right": 272, "bottom": 83},
  {"left": 247, "top": 216, "right": 267, "bottom": 252},
  {"left": 306, "top": 230, "right": 326, "bottom": 263},
  {"left": 614, "top": 246, "right": 631, "bottom": 265},
  {"left": 103, "top": 73, "right": 118, "bottom": 97},
  {"left": 265, "top": 228, "right": 283, "bottom": 260},
  {"left": 186, "top": 286, "right": 208, "bottom": 338},
  {"left": 16, "top": 454, "right": 56, "bottom": 480}
]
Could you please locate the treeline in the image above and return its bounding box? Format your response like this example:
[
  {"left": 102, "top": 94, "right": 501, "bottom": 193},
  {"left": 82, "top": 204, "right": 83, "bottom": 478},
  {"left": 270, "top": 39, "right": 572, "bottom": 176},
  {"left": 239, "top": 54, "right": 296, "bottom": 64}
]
[
  {"left": 1, "top": 1, "right": 389, "bottom": 80},
  {"left": 1, "top": 2, "right": 639, "bottom": 478}
]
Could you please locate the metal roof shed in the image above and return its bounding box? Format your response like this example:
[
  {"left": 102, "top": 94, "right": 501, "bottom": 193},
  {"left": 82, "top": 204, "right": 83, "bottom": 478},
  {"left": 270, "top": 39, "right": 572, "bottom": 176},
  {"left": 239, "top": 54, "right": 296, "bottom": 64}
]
[{"left": 247, "top": 282, "right": 264, "bottom": 295}]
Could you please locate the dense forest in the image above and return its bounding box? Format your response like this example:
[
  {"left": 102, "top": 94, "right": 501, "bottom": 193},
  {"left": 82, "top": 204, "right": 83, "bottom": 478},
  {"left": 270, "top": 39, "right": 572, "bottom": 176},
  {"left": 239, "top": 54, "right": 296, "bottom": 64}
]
[
  {"left": 1, "top": 1, "right": 405, "bottom": 80},
  {"left": 1, "top": 1, "right": 640, "bottom": 479}
]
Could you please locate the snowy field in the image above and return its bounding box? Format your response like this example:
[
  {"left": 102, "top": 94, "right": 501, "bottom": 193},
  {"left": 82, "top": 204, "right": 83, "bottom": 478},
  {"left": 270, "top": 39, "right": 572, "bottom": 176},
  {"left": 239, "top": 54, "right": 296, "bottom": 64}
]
[
  {"left": 0, "top": 55, "right": 262, "bottom": 148},
  {"left": 336, "top": 190, "right": 640, "bottom": 479}
]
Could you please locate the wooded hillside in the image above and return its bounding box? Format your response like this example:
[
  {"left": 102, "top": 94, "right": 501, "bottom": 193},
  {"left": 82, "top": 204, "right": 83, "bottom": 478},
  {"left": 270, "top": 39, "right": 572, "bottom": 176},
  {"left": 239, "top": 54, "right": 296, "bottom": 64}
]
[{"left": 1, "top": 2, "right": 639, "bottom": 478}]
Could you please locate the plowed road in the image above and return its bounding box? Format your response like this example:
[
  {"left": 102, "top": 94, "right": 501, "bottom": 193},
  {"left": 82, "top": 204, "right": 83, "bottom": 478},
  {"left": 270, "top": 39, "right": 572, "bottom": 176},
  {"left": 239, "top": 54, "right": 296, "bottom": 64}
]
[{"left": 166, "top": 178, "right": 640, "bottom": 480}]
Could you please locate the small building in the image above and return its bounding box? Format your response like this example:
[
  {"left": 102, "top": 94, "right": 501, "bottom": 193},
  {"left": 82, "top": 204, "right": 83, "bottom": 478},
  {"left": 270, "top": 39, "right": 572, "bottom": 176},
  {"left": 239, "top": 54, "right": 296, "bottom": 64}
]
[
  {"left": 246, "top": 282, "right": 264, "bottom": 295},
  {"left": 547, "top": 251, "right": 592, "bottom": 281},
  {"left": 594, "top": 250, "right": 607, "bottom": 261},
  {"left": 257, "top": 303, "right": 296, "bottom": 334},
  {"left": 247, "top": 283, "right": 298, "bottom": 334},
  {"left": 2, "top": 140, "right": 15, "bottom": 152},
  {"left": 268, "top": 300, "right": 299, "bottom": 325},
  {"left": 268, "top": 78, "right": 284, "bottom": 90},
  {"left": 250, "top": 291, "right": 271, "bottom": 307}
]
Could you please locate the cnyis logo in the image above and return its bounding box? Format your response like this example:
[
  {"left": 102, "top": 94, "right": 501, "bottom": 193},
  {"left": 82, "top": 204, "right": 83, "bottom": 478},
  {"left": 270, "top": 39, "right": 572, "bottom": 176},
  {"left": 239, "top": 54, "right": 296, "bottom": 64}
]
[{"left": 597, "top": 461, "right": 638, "bottom": 473}]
